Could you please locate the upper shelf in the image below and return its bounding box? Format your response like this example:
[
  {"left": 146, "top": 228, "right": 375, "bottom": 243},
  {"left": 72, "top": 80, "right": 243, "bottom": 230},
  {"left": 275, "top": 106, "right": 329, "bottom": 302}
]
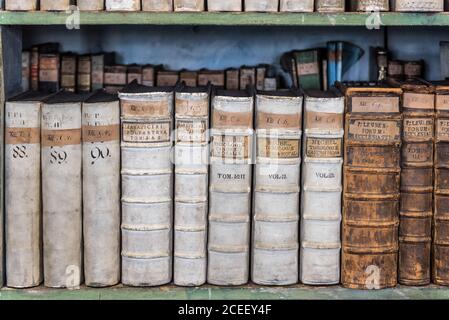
[{"left": 1, "top": 11, "right": 449, "bottom": 26}]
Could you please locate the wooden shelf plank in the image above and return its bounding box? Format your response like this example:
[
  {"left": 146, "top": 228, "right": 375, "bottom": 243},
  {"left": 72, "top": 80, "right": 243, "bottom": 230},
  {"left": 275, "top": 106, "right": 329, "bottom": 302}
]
[
  {"left": 0, "top": 11, "right": 449, "bottom": 26},
  {"left": 1, "top": 285, "right": 449, "bottom": 300}
]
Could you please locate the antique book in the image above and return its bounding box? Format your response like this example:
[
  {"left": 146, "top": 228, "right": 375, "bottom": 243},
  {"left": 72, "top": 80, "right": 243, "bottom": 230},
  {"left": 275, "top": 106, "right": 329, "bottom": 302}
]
[
  {"left": 92, "top": 53, "right": 115, "bottom": 91},
  {"left": 208, "top": 89, "right": 254, "bottom": 286},
  {"left": 127, "top": 65, "right": 143, "bottom": 84},
  {"left": 388, "top": 60, "right": 404, "bottom": 80},
  {"left": 226, "top": 69, "right": 240, "bottom": 90},
  {"left": 441, "top": 42, "right": 449, "bottom": 80},
  {"left": 22, "top": 51, "right": 30, "bottom": 92},
  {"left": 245, "top": 0, "right": 279, "bottom": 12},
  {"left": 82, "top": 91, "right": 121, "bottom": 287},
  {"left": 280, "top": 0, "right": 314, "bottom": 11},
  {"left": 389, "top": 79, "right": 435, "bottom": 286},
  {"left": 264, "top": 78, "right": 277, "bottom": 91},
  {"left": 180, "top": 70, "right": 198, "bottom": 87},
  {"left": 301, "top": 89, "right": 344, "bottom": 285},
  {"left": 256, "top": 66, "right": 267, "bottom": 91},
  {"left": 120, "top": 81, "right": 174, "bottom": 286},
  {"left": 61, "top": 53, "right": 77, "bottom": 92},
  {"left": 391, "top": 0, "right": 444, "bottom": 11},
  {"left": 294, "top": 49, "right": 322, "bottom": 91},
  {"left": 198, "top": 70, "right": 225, "bottom": 87},
  {"left": 78, "top": 0, "right": 104, "bottom": 10},
  {"left": 6, "top": 0, "right": 38, "bottom": 10},
  {"left": 157, "top": 70, "right": 180, "bottom": 87},
  {"left": 106, "top": 0, "right": 141, "bottom": 10},
  {"left": 350, "top": 0, "right": 389, "bottom": 11},
  {"left": 40, "top": 0, "right": 73, "bottom": 11},
  {"left": 77, "top": 55, "right": 92, "bottom": 93},
  {"left": 315, "top": 0, "right": 345, "bottom": 12},
  {"left": 39, "top": 53, "right": 60, "bottom": 93},
  {"left": 434, "top": 81, "right": 449, "bottom": 285},
  {"left": 142, "top": 0, "right": 173, "bottom": 11},
  {"left": 5, "top": 92, "right": 50, "bottom": 288},
  {"left": 208, "top": 0, "right": 242, "bottom": 11},
  {"left": 240, "top": 67, "right": 256, "bottom": 90},
  {"left": 142, "top": 65, "right": 161, "bottom": 87},
  {"left": 174, "top": 0, "right": 204, "bottom": 11},
  {"left": 174, "top": 86, "right": 210, "bottom": 286},
  {"left": 403, "top": 61, "right": 424, "bottom": 80},
  {"left": 104, "top": 65, "right": 127, "bottom": 94},
  {"left": 42, "top": 92, "right": 86, "bottom": 288},
  {"left": 339, "top": 82, "right": 402, "bottom": 289},
  {"left": 30, "top": 46, "right": 39, "bottom": 91},
  {"left": 252, "top": 90, "right": 302, "bottom": 285}
]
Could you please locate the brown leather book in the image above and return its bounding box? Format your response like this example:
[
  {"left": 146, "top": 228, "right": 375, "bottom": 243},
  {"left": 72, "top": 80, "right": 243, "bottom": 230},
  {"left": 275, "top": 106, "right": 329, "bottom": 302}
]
[
  {"left": 198, "top": 70, "right": 225, "bottom": 87},
  {"left": 61, "top": 53, "right": 77, "bottom": 92},
  {"left": 390, "top": 78, "right": 435, "bottom": 286},
  {"left": 104, "top": 65, "right": 127, "bottom": 94},
  {"left": 127, "top": 65, "right": 143, "bottom": 84},
  {"left": 226, "top": 69, "right": 239, "bottom": 90},
  {"left": 157, "top": 70, "right": 180, "bottom": 87},
  {"left": 180, "top": 70, "right": 198, "bottom": 87},
  {"left": 339, "top": 82, "right": 402, "bottom": 289},
  {"left": 77, "top": 55, "right": 92, "bottom": 93},
  {"left": 433, "top": 81, "right": 449, "bottom": 285}
]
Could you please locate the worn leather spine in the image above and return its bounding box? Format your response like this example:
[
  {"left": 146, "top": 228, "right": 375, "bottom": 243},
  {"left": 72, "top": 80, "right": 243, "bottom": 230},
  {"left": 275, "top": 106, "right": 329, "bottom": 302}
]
[
  {"left": 6, "top": 0, "right": 37, "bottom": 11},
  {"left": 252, "top": 91, "right": 302, "bottom": 286},
  {"left": 5, "top": 93, "right": 47, "bottom": 288},
  {"left": 208, "top": 89, "right": 254, "bottom": 286},
  {"left": 280, "top": 0, "right": 314, "bottom": 11},
  {"left": 78, "top": 0, "right": 105, "bottom": 11},
  {"left": 245, "top": 0, "right": 279, "bottom": 12},
  {"left": 391, "top": 0, "right": 444, "bottom": 11},
  {"left": 40, "top": 0, "right": 73, "bottom": 10},
  {"left": 82, "top": 93, "right": 121, "bottom": 287},
  {"left": 301, "top": 90, "right": 344, "bottom": 285},
  {"left": 106, "top": 0, "right": 141, "bottom": 11},
  {"left": 174, "top": 0, "right": 204, "bottom": 11},
  {"left": 120, "top": 82, "right": 174, "bottom": 287},
  {"left": 340, "top": 83, "right": 402, "bottom": 289},
  {"left": 208, "top": 0, "right": 242, "bottom": 11},
  {"left": 22, "top": 51, "right": 30, "bottom": 92},
  {"left": 142, "top": 0, "right": 173, "bottom": 11},
  {"left": 434, "top": 83, "right": 449, "bottom": 285},
  {"left": 315, "top": 0, "right": 345, "bottom": 12},
  {"left": 392, "top": 80, "right": 435, "bottom": 286},
  {"left": 42, "top": 93, "right": 84, "bottom": 288},
  {"left": 174, "top": 87, "right": 209, "bottom": 286}
]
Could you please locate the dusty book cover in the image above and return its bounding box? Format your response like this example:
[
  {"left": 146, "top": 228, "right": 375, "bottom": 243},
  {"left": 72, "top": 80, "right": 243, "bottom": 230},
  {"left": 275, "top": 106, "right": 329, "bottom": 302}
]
[
  {"left": 245, "top": 0, "right": 279, "bottom": 12},
  {"left": 208, "top": 0, "right": 242, "bottom": 11},
  {"left": 77, "top": 0, "right": 104, "bottom": 11},
  {"left": 6, "top": 0, "right": 37, "bottom": 11},
  {"left": 40, "top": 0, "right": 74, "bottom": 11},
  {"left": 106, "top": 0, "right": 141, "bottom": 11},
  {"left": 174, "top": 0, "right": 204, "bottom": 11},
  {"left": 280, "top": 0, "right": 314, "bottom": 12},
  {"left": 350, "top": 0, "right": 389, "bottom": 11},
  {"left": 315, "top": 0, "right": 345, "bottom": 12},
  {"left": 391, "top": 0, "right": 444, "bottom": 11},
  {"left": 142, "top": 0, "right": 173, "bottom": 11}
]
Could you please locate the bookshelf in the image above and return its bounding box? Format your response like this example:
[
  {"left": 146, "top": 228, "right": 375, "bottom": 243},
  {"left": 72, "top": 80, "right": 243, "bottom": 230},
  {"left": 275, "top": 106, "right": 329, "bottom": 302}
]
[{"left": 0, "top": 12, "right": 449, "bottom": 26}]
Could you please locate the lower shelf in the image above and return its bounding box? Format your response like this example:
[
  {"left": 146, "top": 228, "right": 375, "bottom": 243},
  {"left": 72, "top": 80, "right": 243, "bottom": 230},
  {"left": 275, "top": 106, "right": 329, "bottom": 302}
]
[{"left": 1, "top": 284, "right": 449, "bottom": 300}]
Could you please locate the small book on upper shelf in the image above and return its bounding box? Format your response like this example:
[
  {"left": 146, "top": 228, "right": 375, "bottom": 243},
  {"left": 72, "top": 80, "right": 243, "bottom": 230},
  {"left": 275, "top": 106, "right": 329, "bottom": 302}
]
[
  {"left": 106, "top": 0, "right": 141, "bottom": 11},
  {"left": 5, "top": 0, "right": 38, "bottom": 11},
  {"left": 208, "top": 0, "right": 242, "bottom": 11},
  {"left": 245, "top": 0, "right": 279, "bottom": 12},
  {"left": 78, "top": 0, "right": 105, "bottom": 11},
  {"left": 391, "top": 0, "right": 444, "bottom": 12},
  {"left": 174, "top": 0, "right": 204, "bottom": 11},
  {"left": 280, "top": 0, "right": 314, "bottom": 12},
  {"left": 142, "top": 0, "right": 174, "bottom": 11},
  {"left": 40, "top": 0, "right": 74, "bottom": 11},
  {"left": 350, "top": 0, "right": 389, "bottom": 11}
]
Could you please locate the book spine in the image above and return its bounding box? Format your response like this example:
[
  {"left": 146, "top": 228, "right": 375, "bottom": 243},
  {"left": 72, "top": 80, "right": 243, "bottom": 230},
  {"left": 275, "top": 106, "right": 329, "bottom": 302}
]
[
  {"left": 327, "top": 43, "right": 336, "bottom": 89},
  {"left": 280, "top": 0, "right": 314, "bottom": 11},
  {"left": 208, "top": 0, "right": 242, "bottom": 11},
  {"left": 296, "top": 51, "right": 321, "bottom": 91},
  {"left": 352, "top": 0, "right": 389, "bottom": 11},
  {"left": 174, "top": 0, "right": 204, "bottom": 11},
  {"left": 42, "top": 102, "right": 82, "bottom": 288},
  {"left": 30, "top": 47, "right": 39, "bottom": 91},
  {"left": 91, "top": 55, "right": 104, "bottom": 91},
  {"left": 240, "top": 68, "right": 256, "bottom": 90},
  {"left": 434, "top": 90, "right": 449, "bottom": 285},
  {"left": 39, "top": 54, "right": 60, "bottom": 93},
  {"left": 399, "top": 89, "right": 435, "bottom": 286},
  {"left": 174, "top": 90, "right": 209, "bottom": 286},
  {"left": 22, "top": 51, "right": 30, "bottom": 92},
  {"left": 336, "top": 42, "right": 343, "bottom": 82},
  {"left": 252, "top": 94, "right": 302, "bottom": 286},
  {"left": 6, "top": 0, "right": 37, "bottom": 10},
  {"left": 106, "top": 0, "right": 141, "bottom": 11},
  {"left": 61, "top": 55, "right": 77, "bottom": 92},
  {"left": 142, "top": 67, "right": 155, "bottom": 87},
  {"left": 104, "top": 66, "right": 127, "bottom": 94},
  {"left": 315, "top": 0, "right": 345, "bottom": 12},
  {"left": 78, "top": 56, "right": 92, "bottom": 93},
  {"left": 301, "top": 95, "right": 344, "bottom": 285},
  {"left": 120, "top": 91, "right": 174, "bottom": 287},
  {"left": 256, "top": 67, "right": 266, "bottom": 91},
  {"left": 5, "top": 100, "right": 42, "bottom": 288},
  {"left": 208, "top": 94, "right": 254, "bottom": 286},
  {"left": 77, "top": 0, "right": 105, "bottom": 10},
  {"left": 142, "top": 0, "right": 173, "bottom": 11},
  {"left": 392, "top": 0, "right": 444, "bottom": 12},
  {"left": 40, "top": 0, "right": 72, "bottom": 10},
  {"left": 245, "top": 0, "right": 279, "bottom": 12},
  {"left": 342, "top": 89, "right": 401, "bottom": 289},
  {"left": 82, "top": 100, "right": 121, "bottom": 287},
  {"left": 226, "top": 70, "right": 240, "bottom": 90}
]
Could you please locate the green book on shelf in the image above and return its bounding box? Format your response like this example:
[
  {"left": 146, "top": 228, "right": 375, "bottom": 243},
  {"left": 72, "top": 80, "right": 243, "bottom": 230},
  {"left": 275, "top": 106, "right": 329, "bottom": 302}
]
[{"left": 294, "top": 49, "right": 322, "bottom": 91}]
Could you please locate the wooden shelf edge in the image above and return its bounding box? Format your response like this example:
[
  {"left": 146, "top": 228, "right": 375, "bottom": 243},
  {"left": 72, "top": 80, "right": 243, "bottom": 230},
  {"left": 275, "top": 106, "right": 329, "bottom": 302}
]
[
  {"left": 1, "top": 284, "right": 449, "bottom": 300},
  {"left": 0, "top": 12, "right": 448, "bottom": 26}
]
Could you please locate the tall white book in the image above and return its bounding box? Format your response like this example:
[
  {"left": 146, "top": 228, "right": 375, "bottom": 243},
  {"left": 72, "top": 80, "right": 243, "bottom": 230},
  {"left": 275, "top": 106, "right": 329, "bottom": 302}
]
[
  {"left": 252, "top": 90, "right": 303, "bottom": 285},
  {"left": 82, "top": 91, "right": 121, "bottom": 287},
  {"left": 174, "top": 86, "right": 210, "bottom": 286},
  {"left": 106, "top": 0, "right": 141, "bottom": 11},
  {"left": 5, "top": 92, "right": 49, "bottom": 288},
  {"left": 41, "top": 92, "right": 85, "bottom": 288},
  {"left": 300, "top": 89, "right": 344, "bottom": 285},
  {"left": 119, "top": 81, "right": 174, "bottom": 287},
  {"left": 208, "top": 89, "right": 254, "bottom": 286}
]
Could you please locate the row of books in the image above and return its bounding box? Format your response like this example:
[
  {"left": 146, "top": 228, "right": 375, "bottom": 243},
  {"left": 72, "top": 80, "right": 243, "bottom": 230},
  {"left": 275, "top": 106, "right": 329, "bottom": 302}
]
[
  {"left": 4, "top": 0, "right": 449, "bottom": 13},
  {"left": 22, "top": 44, "right": 278, "bottom": 94},
  {"left": 3, "top": 79, "right": 449, "bottom": 289}
]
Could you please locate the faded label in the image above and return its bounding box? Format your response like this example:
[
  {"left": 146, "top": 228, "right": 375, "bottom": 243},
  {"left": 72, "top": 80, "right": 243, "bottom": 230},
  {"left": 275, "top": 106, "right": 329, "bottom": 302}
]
[
  {"left": 39, "top": 69, "right": 59, "bottom": 82},
  {"left": 122, "top": 121, "right": 171, "bottom": 143},
  {"left": 403, "top": 142, "right": 433, "bottom": 163},
  {"left": 257, "top": 112, "right": 301, "bottom": 130},
  {"left": 82, "top": 124, "right": 120, "bottom": 143},
  {"left": 42, "top": 129, "right": 81, "bottom": 147},
  {"left": 305, "top": 111, "right": 343, "bottom": 131},
  {"left": 348, "top": 119, "right": 401, "bottom": 142},
  {"left": 211, "top": 135, "right": 250, "bottom": 159},
  {"left": 176, "top": 98, "right": 208, "bottom": 117},
  {"left": 436, "top": 95, "right": 449, "bottom": 111},
  {"left": 403, "top": 117, "right": 434, "bottom": 139},
  {"left": 257, "top": 138, "right": 300, "bottom": 159},
  {"left": 297, "top": 62, "right": 319, "bottom": 76},
  {"left": 403, "top": 93, "right": 435, "bottom": 110},
  {"left": 5, "top": 127, "right": 40, "bottom": 145},
  {"left": 122, "top": 100, "right": 170, "bottom": 117},
  {"left": 437, "top": 119, "right": 449, "bottom": 141},
  {"left": 306, "top": 137, "right": 342, "bottom": 158},
  {"left": 350, "top": 96, "right": 400, "bottom": 113},
  {"left": 176, "top": 119, "right": 207, "bottom": 143},
  {"left": 213, "top": 110, "right": 252, "bottom": 128}
]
